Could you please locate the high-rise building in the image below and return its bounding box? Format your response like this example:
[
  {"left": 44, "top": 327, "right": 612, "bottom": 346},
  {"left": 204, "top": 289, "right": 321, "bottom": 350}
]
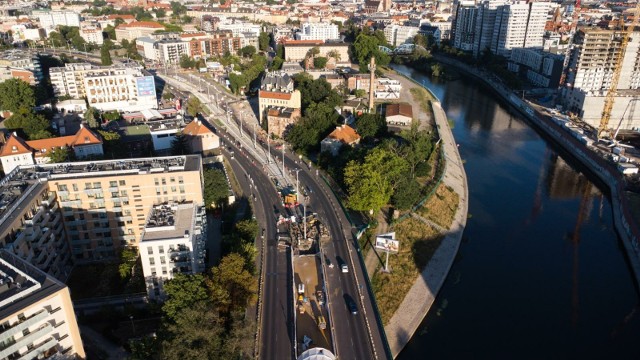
[
  {"left": 139, "top": 202, "right": 206, "bottom": 300},
  {"left": 383, "top": 25, "right": 420, "bottom": 47},
  {"left": 49, "top": 63, "right": 157, "bottom": 112},
  {"left": 453, "top": 0, "right": 550, "bottom": 57},
  {"left": 0, "top": 250, "right": 85, "bottom": 359},
  {"left": 34, "top": 10, "right": 80, "bottom": 29},
  {"left": 561, "top": 28, "right": 640, "bottom": 130}
]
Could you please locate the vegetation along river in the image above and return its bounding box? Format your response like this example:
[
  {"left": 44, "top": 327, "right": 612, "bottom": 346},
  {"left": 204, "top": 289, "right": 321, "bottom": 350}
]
[{"left": 393, "top": 64, "right": 640, "bottom": 359}]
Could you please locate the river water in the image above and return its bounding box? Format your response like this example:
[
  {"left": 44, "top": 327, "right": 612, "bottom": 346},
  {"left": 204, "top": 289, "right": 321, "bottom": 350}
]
[{"left": 393, "top": 65, "right": 640, "bottom": 359}]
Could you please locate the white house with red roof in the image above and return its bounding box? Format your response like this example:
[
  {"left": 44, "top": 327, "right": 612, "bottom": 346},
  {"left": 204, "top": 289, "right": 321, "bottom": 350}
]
[
  {"left": 0, "top": 125, "right": 103, "bottom": 174},
  {"left": 182, "top": 119, "right": 220, "bottom": 153}
]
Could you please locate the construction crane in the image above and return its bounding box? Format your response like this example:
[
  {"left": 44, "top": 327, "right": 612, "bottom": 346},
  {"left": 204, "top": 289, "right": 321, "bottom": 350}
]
[{"left": 598, "top": 2, "right": 640, "bottom": 138}]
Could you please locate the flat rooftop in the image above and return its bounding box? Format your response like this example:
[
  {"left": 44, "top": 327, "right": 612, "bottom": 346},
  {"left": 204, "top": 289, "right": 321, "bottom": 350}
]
[
  {"left": 0, "top": 250, "right": 64, "bottom": 320},
  {"left": 141, "top": 202, "right": 195, "bottom": 241}
]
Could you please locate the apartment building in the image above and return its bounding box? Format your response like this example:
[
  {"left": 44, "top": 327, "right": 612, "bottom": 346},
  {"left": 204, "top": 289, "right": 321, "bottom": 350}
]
[
  {"left": 384, "top": 25, "right": 419, "bottom": 47},
  {"left": 156, "top": 39, "right": 190, "bottom": 64},
  {"left": 0, "top": 127, "right": 103, "bottom": 174},
  {"left": 0, "top": 50, "right": 42, "bottom": 84},
  {"left": 258, "top": 71, "right": 302, "bottom": 123},
  {"left": 266, "top": 107, "right": 301, "bottom": 138},
  {"left": 296, "top": 23, "right": 340, "bottom": 41},
  {"left": 34, "top": 10, "right": 80, "bottom": 29},
  {"left": 49, "top": 63, "right": 157, "bottom": 112},
  {"left": 508, "top": 48, "right": 564, "bottom": 87},
  {"left": 0, "top": 250, "right": 84, "bottom": 359},
  {"left": 137, "top": 31, "right": 241, "bottom": 63},
  {"left": 453, "top": 0, "right": 551, "bottom": 57},
  {"left": 562, "top": 28, "right": 640, "bottom": 130},
  {"left": 140, "top": 202, "right": 206, "bottom": 300},
  {"left": 115, "top": 21, "right": 165, "bottom": 42},
  {"left": 79, "top": 24, "right": 104, "bottom": 45},
  {"left": 283, "top": 40, "right": 349, "bottom": 62},
  {"left": 217, "top": 21, "right": 261, "bottom": 38}
]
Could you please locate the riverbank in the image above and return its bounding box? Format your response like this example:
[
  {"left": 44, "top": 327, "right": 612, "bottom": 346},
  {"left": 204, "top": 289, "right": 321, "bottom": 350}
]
[
  {"left": 431, "top": 54, "right": 640, "bottom": 290},
  {"left": 382, "top": 71, "right": 469, "bottom": 358}
]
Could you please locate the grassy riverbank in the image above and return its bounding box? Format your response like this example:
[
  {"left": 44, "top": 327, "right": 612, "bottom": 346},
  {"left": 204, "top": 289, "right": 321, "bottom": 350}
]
[{"left": 416, "top": 184, "right": 460, "bottom": 229}]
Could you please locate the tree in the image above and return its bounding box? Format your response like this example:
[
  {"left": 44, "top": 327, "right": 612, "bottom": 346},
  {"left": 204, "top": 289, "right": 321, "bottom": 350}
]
[
  {"left": 355, "top": 113, "right": 386, "bottom": 140},
  {"left": 239, "top": 45, "right": 256, "bottom": 58},
  {"left": 306, "top": 46, "right": 320, "bottom": 59},
  {"left": 203, "top": 168, "right": 229, "bottom": 208},
  {"left": 313, "top": 56, "right": 328, "bottom": 69},
  {"left": 182, "top": 15, "right": 193, "bottom": 23},
  {"left": 327, "top": 49, "right": 341, "bottom": 62},
  {"left": 118, "top": 247, "right": 138, "bottom": 279},
  {"left": 162, "top": 273, "right": 211, "bottom": 321},
  {"left": 100, "top": 40, "right": 113, "bottom": 66},
  {"left": 392, "top": 177, "right": 421, "bottom": 210},
  {"left": 97, "top": 129, "right": 126, "bottom": 158},
  {"left": 431, "top": 63, "right": 443, "bottom": 77},
  {"left": 207, "top": 253, "right": 257, "bottom": 313},
  {"left": 286, "top": 102, "right": 340, "bottom": 153},
  {"left": 161, "top": 302, "right": 224, "bottom": 360},
  {"left": 399, "top": 123, "right": 434, "bottom": 177},
  {"left": 170, "top": 1, "right": 187, "bottom": 16},
  {"left": 84, "top": 107, "right": 99, "bottom": 128},
  {"left": 180, "top": 54, "right": 195, "bottom": 69},
  {"left": 270, "top": 56, "right": 283, "bottom": 70},
  {"left": 0, "top": 79, "right": 35, "bottom": 113},
  {"left": 258, "top": 32, "right": 270, "bottom": 51},
  {"left": 413, "top": 34, "right": 428, "bottom": 49},
  {"left": 171, "top": 131, "right": 190, "bottom": 155},
  {"left": 155, "top": 8, "right": 166, "bottom": 18},
  {"left": 48, "top": 147, "right": 73, "bottom": 163},
  {"left": 103, "top": 25, "right": 116, "bottom": 40},
  {"left": 4, "top": 109, "right": 51, "bottom": 140},
  {"left": 354, "top": 89, "right": 366, "bottom": 98},
  {"left": 186, "top": 97, "right": 204, "bottom": 116},
  {"left": 276, "top": 44, "right": 284, "bottom": 58},
  {"left": 352, "top": 32, "right": 391, "bottom": 71},
  {"left": 344, "top": 147, "right": 408, "bottom": 213}
]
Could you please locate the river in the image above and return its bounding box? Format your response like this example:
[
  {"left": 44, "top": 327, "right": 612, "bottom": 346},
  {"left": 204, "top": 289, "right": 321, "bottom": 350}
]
[{"left": 393, "top": 64, "right": 640, "bottom": 359}]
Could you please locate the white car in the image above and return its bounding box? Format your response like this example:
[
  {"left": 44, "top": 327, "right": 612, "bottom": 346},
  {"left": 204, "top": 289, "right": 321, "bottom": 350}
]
[{"left": 341, "top": 264, "right": 348, "bottom": 273}]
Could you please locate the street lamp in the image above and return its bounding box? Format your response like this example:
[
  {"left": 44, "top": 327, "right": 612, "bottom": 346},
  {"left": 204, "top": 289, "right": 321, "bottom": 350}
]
[{"left": 129, "top": 315, "right": 136, "bottom": 336}]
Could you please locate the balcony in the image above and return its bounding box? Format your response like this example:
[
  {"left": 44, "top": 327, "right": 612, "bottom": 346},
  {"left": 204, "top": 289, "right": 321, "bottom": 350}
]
[
  {"left": 41, "top": 192, "right": 56, "bottom": 206},
  {"left": 16, "top": 336, "right": 58, "bottom": 360},
  {"left": 0, "top": 310, "right": 48, "bottom": 340}
]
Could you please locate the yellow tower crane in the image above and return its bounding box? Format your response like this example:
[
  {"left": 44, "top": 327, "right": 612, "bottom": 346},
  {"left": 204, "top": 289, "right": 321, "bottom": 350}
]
[{"left": 599, "top": 3, "right": 640, "bottom": 138}]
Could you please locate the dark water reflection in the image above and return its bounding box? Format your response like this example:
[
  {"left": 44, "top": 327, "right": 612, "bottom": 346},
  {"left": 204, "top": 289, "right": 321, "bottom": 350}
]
[{"left": 393, "top": 65, "right": 640, "bottom": 359}]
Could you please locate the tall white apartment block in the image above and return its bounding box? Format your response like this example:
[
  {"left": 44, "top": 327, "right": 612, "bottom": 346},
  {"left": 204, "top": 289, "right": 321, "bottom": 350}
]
[
  {"left": 296, "top": 23, "right": 340, "bottom": 41},
  {"left": 217, "top": 21, "right": 261, "bottom": 37},
  {"left": 156, "top": 39, "right": 190, "bottom": 65},
  {"left": 140, "top": 202, "right": 206, "bottom": 301},
  {"left": 0, "top": 250, "right": 85, "bottom": 359},
  {"left": 384, "top": 25, "right": 420, "bottom": 47},
  {"left": 49, "top": 63, "right": 157, "bottom": 112},
  {"left": 35, "top": 10, "right": 80, "bottom": 29},
  {"left": 453, "top": 0, "right": 482, "bottom": 51}
]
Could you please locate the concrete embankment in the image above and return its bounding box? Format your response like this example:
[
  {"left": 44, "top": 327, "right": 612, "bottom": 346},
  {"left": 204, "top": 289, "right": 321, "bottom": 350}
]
[
  {"left": 433, "top": 55, "right": 640, "bottom": 290},
  {"left": 384, "top": 72, "right": 469, "bottom": 358}
]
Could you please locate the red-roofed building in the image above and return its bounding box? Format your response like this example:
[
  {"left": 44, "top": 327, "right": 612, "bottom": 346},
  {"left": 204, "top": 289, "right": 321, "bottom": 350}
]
[
  {"left": 0, "top": 126, "right": 103, "bottom": 174},
  {"left": 321, "top": 125, "right": 360, "bottom": 156},
  {"left": 258, "top": 72, "right": 301, "bottom": 124},
  {"left": 182, "top": 119, "right": 220, "bottom": 153}
]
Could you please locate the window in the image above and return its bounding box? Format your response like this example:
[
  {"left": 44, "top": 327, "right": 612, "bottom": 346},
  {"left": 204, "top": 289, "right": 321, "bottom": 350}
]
[
  {"left": 147, "top": 247, "right": 153, "bottom": 255},
  {"left": 159, "top": 246, "right": 164, "bottom": 254},
  {"left": 161, "top": 178, "right": 166, "bottom": 185},
  {"left": 119, "top": 180, "right": 126, "bottom": 186},
  {"left": 109, "top": 181, "right": 117, "bottom": 187},
  {"left": 72, "top": 183, "right": 78, "bottom": 191},
  {"left": 57, "top": 184, "right": 68, "bottom": 192},
  {"left": 93, "top": 182, "right": 102, "bottom": 188},
  {"left": 149, "top": 258, "right": 155, "bottom": 265}
]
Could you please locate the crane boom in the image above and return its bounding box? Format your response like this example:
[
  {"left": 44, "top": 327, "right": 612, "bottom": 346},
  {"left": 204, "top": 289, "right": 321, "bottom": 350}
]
[{"left": 599, "top": 3, "right": 640, "bottom": 138}]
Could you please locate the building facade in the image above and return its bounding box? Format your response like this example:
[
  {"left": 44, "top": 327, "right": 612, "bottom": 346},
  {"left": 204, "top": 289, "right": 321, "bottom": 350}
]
[
  {"left": 266, "top": 107, "right": 301, "bottom": 138},
  {"left": 79, "top": 25, "right": 104, "bottom": 45},
  {"left": 0, "top": 250, "right": 84, "bottom": 359},
  {"left": 115, "top": 21, "right": 165, "bottom": 42},
  {"left": 283, "top": 41, "right": 349, "bottom": 62},
  {"left": 35, "top": 10, "right": 80, "bottom": 29},
  {"left": 140, "top": 202, "right": 206, "bottom": 300},
  {"left": 258, "top": 71, "right": 302, "bottom": 123},
  {"left": 296, "top": 23, "right": 340, "bottom": 42},
  {"left": 0, "top": 50, "right": 42, "bottom": 84},
  {"left": 384, "top": 25, "right": 419, "bottom": 47}
]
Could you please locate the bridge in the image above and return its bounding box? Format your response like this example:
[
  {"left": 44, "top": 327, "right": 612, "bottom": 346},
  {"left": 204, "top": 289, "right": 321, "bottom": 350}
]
[{"left": 378, "top": 44, "right": 428, "bottom": 55}]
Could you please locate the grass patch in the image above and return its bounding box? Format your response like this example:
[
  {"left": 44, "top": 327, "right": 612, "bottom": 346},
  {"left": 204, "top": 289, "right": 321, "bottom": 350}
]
[
  {"left": 409, "top": 87, "right": 434, "bottom": 117},
  {"left": 371, "top": 218, "right": 443, "bottom": 325},
  {"left": 416, "top": 184, "right": 459, "bottom": 228}
]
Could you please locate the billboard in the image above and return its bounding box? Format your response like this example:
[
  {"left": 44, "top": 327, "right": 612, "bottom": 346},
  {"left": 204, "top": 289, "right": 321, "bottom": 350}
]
[
  {"left": 136, "top": 76, "right": 156, "bottom": 98},
  {"left": 375, "top": 232, "right": 398, "bottom": 253}
]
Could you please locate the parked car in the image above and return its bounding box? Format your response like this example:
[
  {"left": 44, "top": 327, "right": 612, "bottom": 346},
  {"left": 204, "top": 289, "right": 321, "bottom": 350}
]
[{"left": 341, "top": 264, "right": 348, "bottom": 273}]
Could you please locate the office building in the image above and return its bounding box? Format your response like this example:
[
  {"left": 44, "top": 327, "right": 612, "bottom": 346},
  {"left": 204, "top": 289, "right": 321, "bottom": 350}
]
[
  {"left": 35, "top": 10, "right": 80, "bottom": 29},
  {"left": 49, "top": 63, "right": 157, "bottom": 112},
  {"left": 296, "top": 23, "right": 340, "bottom": 41},
  {"left": 258, "top": 71, "right": 301, "bottom": 124},
  {"left": 140, "top": 202, "right": 206, "bottom": 300},
  {"left": 217, "top": 21, "right": 261, "bottom": 38},
  {"left": 562, "top": 28, "right": 640, "bottom": 130},
  {"left": 0, "top": 250, "right": 84, "bottom": 359}
]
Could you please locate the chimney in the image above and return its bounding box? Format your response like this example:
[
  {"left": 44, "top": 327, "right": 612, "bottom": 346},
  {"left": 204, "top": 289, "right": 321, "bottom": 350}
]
[
  {"left": 368, "top": 56, "right": 376, "bottom": 112},
  {"left": 80, "top": 123, "right": 84, "bottom": 129}
]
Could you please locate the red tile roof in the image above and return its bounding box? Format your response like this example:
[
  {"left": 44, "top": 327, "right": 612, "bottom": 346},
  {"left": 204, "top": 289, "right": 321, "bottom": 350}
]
[
  {"left": 0, "top": 134, "right": 32, "bottom": 157},
  {"left": 327, "top": 125, "right": 360, "bottom": 144},
  {"left": 385, "top": 103, "right": 413, "bottom": 118},
  {"left": 259, "top": 90, "right": 292, "bottom": 100},
  {"left": 117, "top": 21, "right": 165, "bottom": 29},
  {"left": 183, "top": 120, "right": 214, "bottom": 136}
]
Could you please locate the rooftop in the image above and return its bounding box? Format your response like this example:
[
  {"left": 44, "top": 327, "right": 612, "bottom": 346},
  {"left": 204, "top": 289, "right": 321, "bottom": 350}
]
[
  {"left": 0, "top": 250, "right": 64, "bottom": 320},
  {"left": 326, "top": 125, "right": 360, "bottom": 144},
  {"left": 385, "top": 103, "right": 413, "bottom": 118},
  {"left": 141, "top": 202, "right": 195, "bottom": 241}
]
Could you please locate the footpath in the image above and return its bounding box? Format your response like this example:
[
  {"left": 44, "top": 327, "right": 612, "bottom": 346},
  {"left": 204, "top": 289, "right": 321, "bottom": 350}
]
[{"left": 381, "top": 73, "right": 469, "bottom": 358}]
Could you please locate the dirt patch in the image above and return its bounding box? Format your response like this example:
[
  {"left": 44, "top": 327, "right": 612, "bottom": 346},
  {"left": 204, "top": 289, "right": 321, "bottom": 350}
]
[
  {"left": 371, "top": 218, "right": 443, "bottom": 324},
  {"left": 416, "top": 184, "right": 459, "bottom": 228}
]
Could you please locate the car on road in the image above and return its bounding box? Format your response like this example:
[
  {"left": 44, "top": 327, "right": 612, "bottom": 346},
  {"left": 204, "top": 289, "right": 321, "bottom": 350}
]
[
  {"left": 341, "top": 263, "right": 348, "bottom": 273},
  {"left": 344, "top": 294, "right": 358, "bottom": 315}
]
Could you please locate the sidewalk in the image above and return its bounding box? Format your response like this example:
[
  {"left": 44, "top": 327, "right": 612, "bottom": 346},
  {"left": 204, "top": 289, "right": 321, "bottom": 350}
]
[{"left": 382, "top": 98, "right": 469, "bottom": 357}]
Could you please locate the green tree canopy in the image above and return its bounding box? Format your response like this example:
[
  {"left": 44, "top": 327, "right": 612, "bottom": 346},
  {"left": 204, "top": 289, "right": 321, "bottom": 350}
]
[
  {"left": 352, "top": 32, "right": 391, "bottom": 72},
  {"left": 100, "top": 40, "right": 113, "bottom": 66},
  {"left": 344, "top": 147, "right": 408, "bottom": 213},
  {"left": 398, "top": 124, "right": 434, "bottom": 177},
  {"left": 4, "top": 109, "right": 51, "bottom": 140},
  {"left": 118, "top": 246, "right": 138, "bottom": 279},
  {"left": 207, "top": 253, "right": 257, "bottom": 313},
  {"left": 203, "top": 168, "right": 229, "bottom": 208},
  {"left": 355, "top": 113, "right": 386, "bottom": 140},
  {"left": 84, "top": 107, "right": 99, "bottom": 128},
  {"left": 392, "top": 176, "right": 421, "bottom": 210},
  {"left": 186, "top": 97, "right": 205, "bottom": 116},
  {"left": 180, "top": 54, "right": 196, "bottom": 69},
  {"left": 171, "top": 131, "right": 190, "bottom": 155},
  {"left": 0, "top": 79, "right": 35, "bottom": 113},
  {"left": 48, "top": 147, "right": 73, "bottom": 163},
  {"left": 286, "top": 102, "right": 340, "bottom": 153},
  {"left": 313, "top": 56, "right": 328, "bottom": 69},
  {"left": 258, "top": 32, "right": 270, "bottom": 51},
  {"left": 270, "top": 56, "right": 283, "bottom": 70},
  {"left": 239, "top": 45, "right": 256, "bottom": 58},
  {"left": 162, "top": 273, "right": 211, "bottom": 321}
]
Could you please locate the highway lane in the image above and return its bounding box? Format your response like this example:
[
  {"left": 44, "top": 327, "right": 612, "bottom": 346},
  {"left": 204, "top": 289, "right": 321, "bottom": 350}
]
[{"left": 220, "top": 137, "right": 295, "bottom": 360}]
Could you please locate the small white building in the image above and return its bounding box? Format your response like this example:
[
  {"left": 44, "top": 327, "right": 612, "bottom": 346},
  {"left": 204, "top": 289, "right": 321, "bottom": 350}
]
[
  {"left": 385, "top": 103, "right": 413, "bottom": 126},
  {"left": 148, "top": 118, "right": 182, "bottom": 153},
  {"left": 139, "top": 202, "right": 207, "bottom": 301}
]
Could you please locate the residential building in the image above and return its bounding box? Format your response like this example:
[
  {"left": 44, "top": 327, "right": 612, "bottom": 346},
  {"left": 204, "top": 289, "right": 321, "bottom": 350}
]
[
  {"left": 283, "top": 40, "right": 349, "bottom": 62},
  {"left": 140, "top": 202, "right": 206, "bottom": 301},
  {"left": 258, "top": 71, "right": 302, "bottom": 123},
  {"left": 0, "top": 126, "right": 103, "bottom": 174},
  {"left": 562, "top": 28, "right": 640, "bottom": 130},
  {"left": 217, "top": 21, "right": 261, "bottom": 38},
  {"left": 147, "top": 118, "right": 182, "bottom": 153},
  {"left": 0, "top": 50, "right": 42, "bottom": 83},
  {"left": 508, "top": 48, "right": 564, "bottom": 88},
  {"left": 49, "top": 63, "right": 157, "bottom": 112},
  {"left": 265, "top": 107, "right": 301, "bottom": 138},
  {"left": 79, "top": 24, "right": 104, "bottom": 45},
  {"left": 384, "top": 25, "right": 419, "bottom": 47},
  {"left": 156, "top": 39, "right": 190, "bottom": 64},
  {"left": 0, "top": 67, "right": 36, "bottom": 85},
  {"left": 182, "top": 119, "right": 220, "bottom": 154},
  {"left": 421, "top": 20, "right": 452, "bottom": 41},
  {"left": 453, "top": 0, "right": 483, "bottom": 52},
  {"left": 385, "top": 103, "right": 413, "bottom": 126},
  {"left": 115, "top": 21, "right": 165, "bottom": 42},
  {"left": 418, "top": 25, "right": 442, "bottom": 46},
  {"left": 0, "top": 250, "right": 84, "bottom": 359},
  {"left": 34, "top": 10, "right": 80, "bottom": 29},
  {"left": 296, "top": 23, "right": 340, "bottom": 41},
  {"left": 321, "top": 125, "right": 361, "bottom": 156}
]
